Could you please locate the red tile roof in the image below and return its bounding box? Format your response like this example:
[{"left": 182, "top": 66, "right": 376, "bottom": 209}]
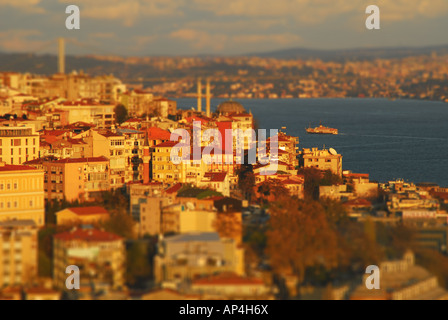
[
  {"left": 203, "top": 172, "right": 227, "bottom": 182},
  {"left": 154, "top": 141, "right": 186, "bottom": 148},
  {"left": 40, "top": 129, "right": 68, "bottom": 136},
  {"left": 99, "top": 131, "right": 122, "bottom": 138},
  {"left": 193, "top": 273, "right": 264, "bottom": 286},
  {"left": 51, "top": 156, "right": 109, "bottom": 164},
  {"left": 54, "top": 228, "right": 122, "bottom": 242},
  {"left": 343, "top": 198, "right": 372, "bottom": 207},
  {"left": 67, "top": 206, "right": 109, "bottom": 216},
  {"left": 344, "top": 173, "right": 370, "bottom": 179},
  {"left": 0, "top": 164, "right": 39, "bottom": 172},
  {"left": 146, "top": 127, "right": 173, "bottom": 140},
  {"left": 124, "top": 118, "right": 143, "bottom": 123},
  {"left": 165, "top": 183, "right": 183, "bottom": 194}
]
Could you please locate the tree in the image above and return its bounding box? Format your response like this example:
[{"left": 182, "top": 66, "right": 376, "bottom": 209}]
[
  {"left": 266, "top": 197, "right": 341, "bottom": 297},
  {"left": 297, "top": 168, "right": 342, "bottom": 200},
  {"left": 126, "top": 241, "right": 154, "bottom": 287},
  {"left": 101, "top": 208, "right": 135, "bottom": 239},
  {"left": 296, "top": 167, "right": 322, "bottom": 200},
  {"left": 257, "top": 179, "right": 289, "bottom": 205},
  {"left": 237, "top": 165, "right": 255, "bottom": 201},
  {"left": 114, "top": 104, "right": 129, "bottom": 124}
]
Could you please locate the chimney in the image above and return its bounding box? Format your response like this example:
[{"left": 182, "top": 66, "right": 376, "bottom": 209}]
[
  {"left": 58, "top": 38, "right": 65, "bottom": 74},
  {"left": 206, "top": 78, "right": 211, "bottom": 117},
  {"left": 197, "top": 78, "right": 202, "bottom": 113}
]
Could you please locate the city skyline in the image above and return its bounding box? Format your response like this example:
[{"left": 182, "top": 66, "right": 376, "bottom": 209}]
[{"left": 1, "top": 0, "right": 448, "bottom": 56}]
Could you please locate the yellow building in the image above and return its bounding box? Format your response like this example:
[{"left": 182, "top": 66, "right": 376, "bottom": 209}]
[
  {"left": 56, "top": 206, "right": 110, "bottom": 226},
  {"left": 300, "top": 147, "right": 343, "bottom": 176},
  {"left": 0, "top": 162, "right": 45, "bottom": 226},
  {"left": 0, "top": 124, "right": 39, "bottom": 165},
  {"left": 0, "top": 220, "right": 38, "bottom": 287},
  {"left": 152, "top": 141, "right": 185, "bottom": 184},
  {"left": 79, "top": 130, "right": 128, "bottom": 189},
  {"left": 53, "top": 227, "right": 125, "bottom": 291},
  {"left": 25, "top": 156, "right": 110, "bottom": 202},
  {"left": 154, "top": 232, "right": 244, "bottom": 283}
]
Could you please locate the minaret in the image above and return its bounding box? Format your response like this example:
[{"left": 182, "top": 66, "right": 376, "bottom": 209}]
[
  {"left": 58, "top": 37, "right": 65, "bottom": 74},
  {"left": 206, "top": 78, "right": 211, "bottom": 117},
  {"left": 142, "top": 134, "right": 150, "bottom": 184},
  {"left": 197, "top": 78, "right": 202, "bottom": 112}
]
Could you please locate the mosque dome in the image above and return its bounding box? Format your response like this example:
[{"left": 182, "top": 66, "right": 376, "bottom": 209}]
[{"left": 216, "top": 100, "right": 246, "bottom": 114}]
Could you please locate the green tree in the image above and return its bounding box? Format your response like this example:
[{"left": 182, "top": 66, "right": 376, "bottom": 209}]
[
  {"left": 114, "top": 104, "right": 129, "bottom": 124},
  {"left": 101, "top": 208, "right": 136, "bottom": 239}
]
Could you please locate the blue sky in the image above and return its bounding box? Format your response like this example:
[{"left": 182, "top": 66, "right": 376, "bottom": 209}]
[{"left": 0, "top": 0, "right": 447, "bottom": 56}]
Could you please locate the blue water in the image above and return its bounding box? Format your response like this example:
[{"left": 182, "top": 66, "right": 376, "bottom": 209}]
[{"left": 174, "top": 98, "right": 448, "bottom": 186}]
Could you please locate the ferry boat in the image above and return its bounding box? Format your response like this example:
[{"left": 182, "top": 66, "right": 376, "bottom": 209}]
[{"left": 306, "top": 122, "right": 338, "bottom": 135}]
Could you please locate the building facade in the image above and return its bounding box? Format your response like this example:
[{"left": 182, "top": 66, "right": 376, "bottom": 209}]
[{"left": 0, "top": 163, "right": 45, "bottom": 226}]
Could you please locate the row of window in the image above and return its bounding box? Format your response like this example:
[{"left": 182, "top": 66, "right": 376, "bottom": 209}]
[
  {"left": 0, "top": 199, "right": 36, "bottom": 210},
  {"left": 0, "top": 178, "right": 41, "bottom": 191},
  {"left": 0, "top": 138, "right": 37, "bottom": 146}
]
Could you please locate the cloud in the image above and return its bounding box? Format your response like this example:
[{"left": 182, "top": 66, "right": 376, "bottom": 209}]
[
  {"left": 133, "top": 35, "right": 159, "bottom": 49},
  {"left": 379, "top": 0, "right": 448, "bottom": 22},
  {"left": 0, "top": 0, "right": 45, "bottom": 14},
  {"left": 191, "top": 0, "right": 448, "bottom": 24},
  {"left": 57, "top": 0, "right": 184, "bottom": 26},
  {"left": 185, "top": 19, "right": 286, "bottom": 32},
  {"left": 169, "top": 28, "right": 301, "bottom": 53},
  {"left": 89, "top": 33, "right": 115, "bottom": 39},
  {"left": 0, "top": 29, "right": 49, "bottom": 52}
]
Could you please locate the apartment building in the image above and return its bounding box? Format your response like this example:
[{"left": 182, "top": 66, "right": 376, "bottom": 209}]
[
  {"left": 53, "top": 227, "right": 125, "bottom": 291},
  {"left": 0, "top": 162, "right": 44, "bottom": 226},
  {"left": 56, "top": 99, "right": 115, "bottom": 129},
  {"left": 0, "top": 220, "right": 38, "bottom": 287},
  {"left": 300, "top": 147, "right": 343, "bottom": 176},
  {"left": 0, "top": 124, "right": 39, "bottom": 165},
  {"left": 25, "top": 156, "right": 110, "bottom": 202},
  {"left": 154, "top": 232, "right": 244, "bottom": 283}
]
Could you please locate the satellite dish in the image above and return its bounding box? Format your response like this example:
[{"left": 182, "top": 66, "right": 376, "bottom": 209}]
[
  {"left": 186, "top": 202, "right": 195, "bottom": 211},
  {"left": 329, "top": 148, "right": 337, "bottom": 155}
]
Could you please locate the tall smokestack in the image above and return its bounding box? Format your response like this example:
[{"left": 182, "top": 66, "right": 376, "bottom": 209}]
[
  {"left": 58, "top": 37, "right": 65, "bottom": 74},
  {"left": 206, "top": 78, "right": 211, "bottom": 117},
  {"left": 197, "top": 78, "right": 202, "bottom": 112}
]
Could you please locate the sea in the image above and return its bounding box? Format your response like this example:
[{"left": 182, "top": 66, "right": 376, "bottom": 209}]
[{"left": 174, "top": 98, "right": 448, "bottom": 187}]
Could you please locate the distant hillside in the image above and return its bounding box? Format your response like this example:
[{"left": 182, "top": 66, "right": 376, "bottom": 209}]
[
  {"left": 249, "top": 44, "right": 448, "bottom": 61},
  {"left": 0, "top": 52, "right": 129, "bottom": 76},
  {"left": 1, "top": 44, "right": 448, "bottom": 80}
]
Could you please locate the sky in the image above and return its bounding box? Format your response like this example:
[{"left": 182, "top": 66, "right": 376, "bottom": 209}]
[{"left": 0, "top": 0, "right": 447, "bottom": 56}]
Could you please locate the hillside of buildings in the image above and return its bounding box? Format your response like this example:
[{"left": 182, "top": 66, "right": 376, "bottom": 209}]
[{"left": 1, "top": 71, "right": 448, "bottom": 300}]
